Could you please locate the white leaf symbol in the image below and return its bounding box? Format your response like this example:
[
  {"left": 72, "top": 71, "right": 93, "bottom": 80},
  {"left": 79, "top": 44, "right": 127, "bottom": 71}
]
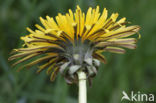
[{"left": 121, "top": 91, "right": 130, "bottom": 101}]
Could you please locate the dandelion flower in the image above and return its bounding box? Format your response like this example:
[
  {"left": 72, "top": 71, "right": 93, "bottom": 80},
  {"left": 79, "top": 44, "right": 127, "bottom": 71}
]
[{"left": 9, "top": 6, "right": 140, "bottom": 84}]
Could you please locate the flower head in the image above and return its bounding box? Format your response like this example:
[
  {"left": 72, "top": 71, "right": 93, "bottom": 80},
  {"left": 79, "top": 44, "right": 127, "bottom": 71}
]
[{"left": 9, "top": 6, "right": 140, "bottom": 84}]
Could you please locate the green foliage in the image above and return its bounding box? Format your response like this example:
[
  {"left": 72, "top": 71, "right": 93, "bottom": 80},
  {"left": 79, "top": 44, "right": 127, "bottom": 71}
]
[{"left": 0, "top": 0, "right": 156, "bottom": 103}]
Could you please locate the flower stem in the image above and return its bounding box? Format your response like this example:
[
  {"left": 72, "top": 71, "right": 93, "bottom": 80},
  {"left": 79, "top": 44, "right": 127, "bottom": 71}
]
[{"left": 77, "top": 71, "right": 87, "bottom": 103}]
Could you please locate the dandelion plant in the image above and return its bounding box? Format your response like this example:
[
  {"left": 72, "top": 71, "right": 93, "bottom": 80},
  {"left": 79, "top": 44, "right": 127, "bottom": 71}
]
[{"left": 9, "top": 5, "right": 140, "bottom": 103}]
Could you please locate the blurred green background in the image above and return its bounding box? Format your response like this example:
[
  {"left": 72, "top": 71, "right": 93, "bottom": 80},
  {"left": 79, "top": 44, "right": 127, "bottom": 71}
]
[{"left": 0, "top": 0, "right": 156, "bottom": 103}]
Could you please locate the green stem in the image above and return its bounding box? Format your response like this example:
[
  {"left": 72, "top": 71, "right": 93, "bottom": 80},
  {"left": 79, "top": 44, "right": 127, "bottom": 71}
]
[{"left": 77, "top": 71, "right": 87, "bottom": 103}]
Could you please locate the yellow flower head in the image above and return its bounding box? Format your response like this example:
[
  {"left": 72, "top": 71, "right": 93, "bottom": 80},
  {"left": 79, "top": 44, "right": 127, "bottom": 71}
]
[{"left": 9, "top": 6, "right": 140, "bottom": 84}]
